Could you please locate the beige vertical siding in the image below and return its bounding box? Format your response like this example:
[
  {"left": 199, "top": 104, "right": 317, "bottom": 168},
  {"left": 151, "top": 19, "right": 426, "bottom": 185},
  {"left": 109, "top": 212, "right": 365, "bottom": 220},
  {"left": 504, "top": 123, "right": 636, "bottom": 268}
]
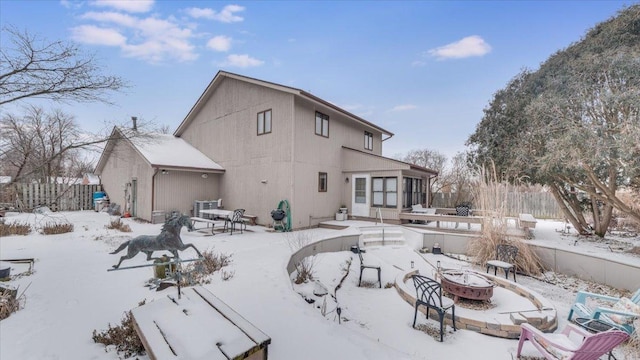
[
  {"left": 154, "top": 171, "right": 220, "bottom": 216},
  {"left": 99, "top": 139, "right": 154, "bottom": 221},
  {"left": 179, "top": 77, "right": 295, "bottom": 225},
  {"left": 291, "top": 98, "right": 386, "bottom": 227}
]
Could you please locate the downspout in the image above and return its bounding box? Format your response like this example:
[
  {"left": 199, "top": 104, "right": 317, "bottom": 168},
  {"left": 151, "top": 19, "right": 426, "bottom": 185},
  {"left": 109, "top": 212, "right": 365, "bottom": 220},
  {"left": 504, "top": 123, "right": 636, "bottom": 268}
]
[
  {"left": 382, "top": 134, "right": 393, "bottom": 142},
  {"left": 151, "top": 168, "right": 159, "bottom": 213}
]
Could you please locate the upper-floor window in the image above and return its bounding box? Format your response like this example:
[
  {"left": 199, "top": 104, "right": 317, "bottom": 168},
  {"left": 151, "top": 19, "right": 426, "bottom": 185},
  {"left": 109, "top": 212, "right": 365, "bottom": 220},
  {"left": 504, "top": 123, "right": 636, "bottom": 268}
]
[
  {"left": 257, "top": 109, "right": 272, "bottom": 135},
  {"left": 364, "top": 131, "right": 373, "bottom": 151},
  {"left": 318, "top": 172, "right": 328, "bottom": 192},
  {"left": 315, "top": 112, "right": 329, "bottom": 138}
]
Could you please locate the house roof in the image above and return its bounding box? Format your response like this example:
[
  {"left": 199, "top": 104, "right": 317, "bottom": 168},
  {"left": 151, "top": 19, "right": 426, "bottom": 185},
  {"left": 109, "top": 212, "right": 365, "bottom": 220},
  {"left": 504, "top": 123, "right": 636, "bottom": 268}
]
[
  {"left": 174, "top": 71, "right": 394, "bottom": 137},
  {"left": 342, "top": 146, "right": 439, "bottom": 177},
  {"left": 95, "top": 128, "right": 224, "bottom": 174}
]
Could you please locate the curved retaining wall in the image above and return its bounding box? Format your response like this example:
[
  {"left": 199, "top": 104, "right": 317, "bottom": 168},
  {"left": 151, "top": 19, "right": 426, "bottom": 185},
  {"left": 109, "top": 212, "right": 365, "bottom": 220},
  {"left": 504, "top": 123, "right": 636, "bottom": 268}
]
[
  {"left": 420, "top": 232, "right": 640, "bottom": 292},
  {"left": 286, "top": 234, "right": 359, "bottom": 275},
  {"left": 395, "top": 270, "right": 557, "bottom": 339}
]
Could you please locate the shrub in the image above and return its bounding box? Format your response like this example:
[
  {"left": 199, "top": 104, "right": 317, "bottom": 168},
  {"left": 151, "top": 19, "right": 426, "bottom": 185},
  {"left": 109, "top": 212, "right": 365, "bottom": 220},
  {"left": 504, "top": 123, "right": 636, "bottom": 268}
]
[
  {"left": 293, "top": 257, "right": 316, "bottom": 284},
  {"left": 285, "top": 232, "right": 317, "bottom": 284},
  {"left": 41, "top": 222, "right": 74, "bottom": 235},
  {"left": 105, "top": 217, "right": 132, "bottom": 232},
  {"left": 181, "top": 250, "right": 233, "bottom": 285},
  {"left": 92, "top": 300, "right": 146, "bottom": 358},
  {"left": 0, "top": 288, "right": 23, "bottom": 321},
  {"left": 468, "top": 164, "right": 544, "bottom": 276},
  {"left": 0, "top": 221, "right": 32, "bottom": 236}
]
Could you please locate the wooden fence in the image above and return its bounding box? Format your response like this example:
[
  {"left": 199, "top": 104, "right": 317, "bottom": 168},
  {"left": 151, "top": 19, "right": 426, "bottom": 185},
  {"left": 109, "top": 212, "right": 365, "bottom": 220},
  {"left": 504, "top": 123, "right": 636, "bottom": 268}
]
[
  {"left": 2, "top": 183, "right": 103, "bottom": 212},
  {"left": 432, "top": 192, "right": 564, "bottom": 219}
]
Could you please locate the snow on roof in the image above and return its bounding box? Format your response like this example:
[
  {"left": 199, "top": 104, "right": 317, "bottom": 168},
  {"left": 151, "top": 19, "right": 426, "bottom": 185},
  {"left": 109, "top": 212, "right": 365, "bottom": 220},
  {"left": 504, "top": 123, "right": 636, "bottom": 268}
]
[
  {"left": 132, "top": 134, "right": 224, "bottom": 171},
  {"left": 83, "top": 173, "right": 100, "bottom": 185}
]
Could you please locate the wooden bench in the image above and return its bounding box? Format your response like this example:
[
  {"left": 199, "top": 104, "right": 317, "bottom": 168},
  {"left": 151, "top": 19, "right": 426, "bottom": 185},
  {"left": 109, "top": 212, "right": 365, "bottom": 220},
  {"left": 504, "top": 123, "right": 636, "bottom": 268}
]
[
  {"left": 131, "top": 286, "right": 271, "bottom": 360},
  {"left": 242, "top": 214, "right": 257, "bottom": 226},
  {"left": 519, "top": 214, "right": 537, "bottom": 230},
  {"left": 190, "top": 217, "right": 218, "bottom": 235}
]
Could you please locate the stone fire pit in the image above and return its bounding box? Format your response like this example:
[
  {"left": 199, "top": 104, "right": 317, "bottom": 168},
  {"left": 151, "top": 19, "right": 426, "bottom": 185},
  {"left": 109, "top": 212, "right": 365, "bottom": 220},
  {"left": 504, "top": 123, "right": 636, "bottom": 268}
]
[{"left": 440, "top": 270, "right": 494, "bottom": 302}]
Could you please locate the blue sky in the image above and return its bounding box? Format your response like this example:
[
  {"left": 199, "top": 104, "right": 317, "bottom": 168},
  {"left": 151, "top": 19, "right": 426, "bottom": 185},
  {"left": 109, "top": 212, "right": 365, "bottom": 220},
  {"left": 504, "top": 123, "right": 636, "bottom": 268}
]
[{"left": 0, "top": 0, "right": 634, "bottom": 160}]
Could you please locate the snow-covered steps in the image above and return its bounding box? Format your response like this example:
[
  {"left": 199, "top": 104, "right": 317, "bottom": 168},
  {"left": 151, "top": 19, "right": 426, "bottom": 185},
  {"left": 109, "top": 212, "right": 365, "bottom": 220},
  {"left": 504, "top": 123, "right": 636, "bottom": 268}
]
[{"left": 360, "top": 226, "right": 406, "bottom": 247}]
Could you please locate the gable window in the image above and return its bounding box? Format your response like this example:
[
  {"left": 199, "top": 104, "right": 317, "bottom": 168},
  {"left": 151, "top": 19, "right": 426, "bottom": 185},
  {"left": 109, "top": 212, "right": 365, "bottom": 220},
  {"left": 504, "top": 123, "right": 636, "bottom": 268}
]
[
  {"left": 318, "top": 172, "right": 328, "bottom": 192},
  {"left": 257, "top": 109, "right": 272, "bottom": 135},
  {"left": 364, "top": 131, "right": 373, "bottom": 151},
  {"left": 372, "top": 177, "right": 397, "bottom": 208},
  {"left": 315, "top": 111, "right": 329, "bottom": 137}
]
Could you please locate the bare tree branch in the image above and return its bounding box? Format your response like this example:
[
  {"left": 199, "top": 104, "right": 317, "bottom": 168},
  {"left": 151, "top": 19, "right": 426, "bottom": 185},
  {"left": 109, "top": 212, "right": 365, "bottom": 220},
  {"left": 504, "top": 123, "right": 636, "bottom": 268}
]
[{"left": 0, "top": 26, "right": 127, "bottom": 105}]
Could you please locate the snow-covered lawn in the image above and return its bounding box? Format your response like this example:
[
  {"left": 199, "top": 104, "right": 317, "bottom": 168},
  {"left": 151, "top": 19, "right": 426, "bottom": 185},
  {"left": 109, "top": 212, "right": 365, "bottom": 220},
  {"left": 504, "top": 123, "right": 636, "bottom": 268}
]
[{"left": 0, "top": 211, "right": 638, "bottom": 359}]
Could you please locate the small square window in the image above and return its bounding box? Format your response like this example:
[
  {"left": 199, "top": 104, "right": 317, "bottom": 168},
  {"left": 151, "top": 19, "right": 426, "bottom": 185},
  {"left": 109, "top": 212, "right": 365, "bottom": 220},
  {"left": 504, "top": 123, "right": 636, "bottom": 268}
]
[
  {"left": 258, "top": 109, "right": 272, "bottom": 135},
  {"left": 315, "top": 112, "right": 329, "bottom": 138},
  {"left": 318, "top": 172, "right": 328, "bottom": 192}
]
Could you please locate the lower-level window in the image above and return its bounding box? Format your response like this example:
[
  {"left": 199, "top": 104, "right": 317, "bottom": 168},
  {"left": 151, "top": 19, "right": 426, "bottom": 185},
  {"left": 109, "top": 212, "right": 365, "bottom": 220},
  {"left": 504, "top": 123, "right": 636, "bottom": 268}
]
[
  {"left": 318, "top": 172, "right": 327, "bottom": 192},
  {"left": 372, "top": 177, "right": 397, "bottom": 208}
]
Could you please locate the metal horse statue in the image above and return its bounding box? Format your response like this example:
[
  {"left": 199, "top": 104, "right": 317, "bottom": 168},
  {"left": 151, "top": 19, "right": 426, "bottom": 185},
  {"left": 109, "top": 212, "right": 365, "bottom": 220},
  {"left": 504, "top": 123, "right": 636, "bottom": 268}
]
[{"left": 110, "top": 214, "right": 202, "bottom": 269}]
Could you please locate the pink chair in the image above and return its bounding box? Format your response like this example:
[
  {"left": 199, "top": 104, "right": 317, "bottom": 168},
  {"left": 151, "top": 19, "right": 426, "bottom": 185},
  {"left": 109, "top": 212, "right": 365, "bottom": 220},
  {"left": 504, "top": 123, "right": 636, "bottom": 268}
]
[{"left": 516, "top": 323, "right": 629, "bottom": 360}]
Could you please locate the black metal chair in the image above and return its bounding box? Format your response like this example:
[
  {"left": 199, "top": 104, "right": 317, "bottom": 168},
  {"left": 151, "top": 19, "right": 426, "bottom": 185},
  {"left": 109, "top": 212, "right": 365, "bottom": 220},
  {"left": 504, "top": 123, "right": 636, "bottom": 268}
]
[
  {"left": 356, "top": 247, "right": 381, "bottom": 288},
  {"left": 411, "top": 274, "right": 456, "bottom": 342},
  {"left": 226, "top": 209, "right": 247, "bottom": 235},
  {"left": 486, "top": 244, "right": 519, "bottom": 282},
  {"left": 454, "top": 204, "right": 470, "bottom": 229}
]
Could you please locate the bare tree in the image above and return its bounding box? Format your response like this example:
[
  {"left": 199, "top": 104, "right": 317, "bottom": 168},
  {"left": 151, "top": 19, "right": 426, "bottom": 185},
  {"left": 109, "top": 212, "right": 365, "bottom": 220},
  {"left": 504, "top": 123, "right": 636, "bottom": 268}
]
[
  {"left": 0, "top": 26, "right": 126, "bottom": 105},
  {"left": 0, "top": 106, "right": 149, "bottom": 186},
  {"left": 400, "top": 149, "right": 474, "bottom": 206}
]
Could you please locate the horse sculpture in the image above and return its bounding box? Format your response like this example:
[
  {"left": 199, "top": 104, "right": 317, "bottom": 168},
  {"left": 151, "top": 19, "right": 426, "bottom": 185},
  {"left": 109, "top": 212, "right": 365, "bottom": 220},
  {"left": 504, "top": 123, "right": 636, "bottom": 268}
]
[{"left": 110, "top": 214, "right": 202, "bottom": 269}]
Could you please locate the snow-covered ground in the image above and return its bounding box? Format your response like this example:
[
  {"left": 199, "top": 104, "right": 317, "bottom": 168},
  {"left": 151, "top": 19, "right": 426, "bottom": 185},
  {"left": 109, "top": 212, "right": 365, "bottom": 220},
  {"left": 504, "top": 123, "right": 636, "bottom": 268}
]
[{"left": 0, "top": 210, "right": 638, "bottom": 360}]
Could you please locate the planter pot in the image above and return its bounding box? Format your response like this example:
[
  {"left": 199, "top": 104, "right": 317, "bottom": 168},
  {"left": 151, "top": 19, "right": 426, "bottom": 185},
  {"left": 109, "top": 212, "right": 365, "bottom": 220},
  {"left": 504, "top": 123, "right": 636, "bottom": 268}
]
[
  {"left": 335, "top": 212, "right": 346, "bottom": 221},
  {"left": 339, "top": 208, "right": 348, "bottom": 214}
]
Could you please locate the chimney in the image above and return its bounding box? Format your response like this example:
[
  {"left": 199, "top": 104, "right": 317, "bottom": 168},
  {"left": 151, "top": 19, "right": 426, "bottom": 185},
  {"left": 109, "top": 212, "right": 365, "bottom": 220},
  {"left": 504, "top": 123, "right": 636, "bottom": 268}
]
[{"left": 131, "top": 116, "right": 137, "bottom": 131}]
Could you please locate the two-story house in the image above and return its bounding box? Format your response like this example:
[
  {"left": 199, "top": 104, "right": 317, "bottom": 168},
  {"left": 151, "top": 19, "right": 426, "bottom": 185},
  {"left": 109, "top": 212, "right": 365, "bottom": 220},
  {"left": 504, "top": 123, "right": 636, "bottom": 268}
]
[{"left": 96, "top": 71, "right": 437, "bottom": 228}]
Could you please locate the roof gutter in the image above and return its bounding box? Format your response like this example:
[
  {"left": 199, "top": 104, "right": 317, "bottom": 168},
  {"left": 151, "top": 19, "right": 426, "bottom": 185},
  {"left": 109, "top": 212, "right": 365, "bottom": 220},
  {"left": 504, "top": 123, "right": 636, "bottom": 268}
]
[{"left": 382, "top": 134, "right": 393, "bottom": 142}]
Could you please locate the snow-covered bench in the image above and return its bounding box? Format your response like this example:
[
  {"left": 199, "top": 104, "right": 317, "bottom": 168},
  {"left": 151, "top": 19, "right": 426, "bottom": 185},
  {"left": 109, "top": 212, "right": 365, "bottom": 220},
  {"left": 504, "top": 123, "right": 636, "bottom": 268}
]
[
  {"left": 131, "top": 286, "right": 271, "bottom": 360},
  {"left": 411, "top": 204, "right": 436, "bottom": 214},
  {"left": 518, "top": 213, "right": 537, "bottom": 230},
  {"left": 190, "top": 217, "right": 218, "bottom": 235}
]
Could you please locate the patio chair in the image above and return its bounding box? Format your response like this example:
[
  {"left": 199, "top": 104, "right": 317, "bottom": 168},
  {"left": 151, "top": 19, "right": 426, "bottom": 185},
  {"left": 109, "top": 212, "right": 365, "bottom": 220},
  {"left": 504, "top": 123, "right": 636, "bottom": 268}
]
[
  {"left": 357, "top": 247, "right": 381, "bottom": 288},
  {"left": 486, "top": 244, "right": 518, "bottom": 282},
  {"left": 516, "top": 322, "right": 629, "bottom": 360},
  {"left": 226, "top": 209, "right": 247, "bottom": 235},
  {"left": 411, "top": 274, "right": 456, "bottom": 342},
  {"left": 454, "top": 204, "right": 470, "bottom": 229},
  {"left": 567, "top": 288, "right": 640, "bottom": 334}
]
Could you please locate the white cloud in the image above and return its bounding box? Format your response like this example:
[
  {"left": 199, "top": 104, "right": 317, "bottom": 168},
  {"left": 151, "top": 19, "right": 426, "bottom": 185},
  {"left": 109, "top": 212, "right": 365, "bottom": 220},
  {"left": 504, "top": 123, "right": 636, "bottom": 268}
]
[
  {"left": 411, "top": 60, "right": 426, "bottom": 67},
  {"left": 391, "top": 104, "right": 417, "bottom": 112},
  {"left": 207, "top": 35, "right": 232, "bottom": 52},
  {"left": 222, "top": 54, "right": 264, "bottom": 68},
  {"left": 428, "top": 35, "right": 491, "bottom": 60},
  {"left": 70, "top": 25, "right": 126, "bottom": 46},
  {"left": 73, "top": 11, "right": 197, "bottom": 63},
  {"left": 81, "top": 11, "right": 137, "bottom": 27},
  {"left": 90, "top": 0, "right": 154, "bottom": 13},
  {"left": 184, "top": 5, "right": 245, "bottom": 23}
]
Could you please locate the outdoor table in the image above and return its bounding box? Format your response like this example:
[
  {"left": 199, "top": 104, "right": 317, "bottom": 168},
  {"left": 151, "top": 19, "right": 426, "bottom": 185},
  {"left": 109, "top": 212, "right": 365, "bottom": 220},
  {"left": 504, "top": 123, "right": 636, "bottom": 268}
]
[
  {"left": 573, "top": 318, "right": 618, "bottom": 360},
  {"left": 199, "top": 209, "right": 233, "bottom": 232}
]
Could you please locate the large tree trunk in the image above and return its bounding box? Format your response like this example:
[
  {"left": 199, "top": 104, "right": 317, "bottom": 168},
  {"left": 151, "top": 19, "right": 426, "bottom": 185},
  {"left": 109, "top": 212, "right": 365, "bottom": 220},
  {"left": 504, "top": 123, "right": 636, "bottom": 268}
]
[{"left": 549, "top": 182, "right": 591, "bottom": 235}]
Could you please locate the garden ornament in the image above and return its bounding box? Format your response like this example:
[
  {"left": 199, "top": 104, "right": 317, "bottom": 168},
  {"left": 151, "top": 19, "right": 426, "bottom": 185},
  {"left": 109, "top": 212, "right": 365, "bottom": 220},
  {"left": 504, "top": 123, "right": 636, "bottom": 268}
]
[{"left": 110, "top": 214, "right": 201, "bottom": 269}]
